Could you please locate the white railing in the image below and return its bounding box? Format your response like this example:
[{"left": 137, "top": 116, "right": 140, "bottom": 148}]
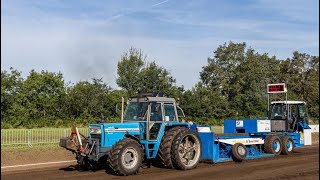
[
  {"left": 0, "top": 126, "right": 227, "bottom": 147},
  {"left": 1, "top": 128, "right": 88, "bottom": 147}
]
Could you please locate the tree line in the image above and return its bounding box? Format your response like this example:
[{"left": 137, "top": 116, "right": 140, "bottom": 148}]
[{"left": 1, "top": 42, "right": 319, "bottom": 128}]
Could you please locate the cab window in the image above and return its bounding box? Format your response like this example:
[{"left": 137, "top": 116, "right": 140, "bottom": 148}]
[
  {"left": 150, "top": 103, "right": 163, "bottom": 121},
  {"left": 164, "top": 104, "right": 176, "bottom": 121}
]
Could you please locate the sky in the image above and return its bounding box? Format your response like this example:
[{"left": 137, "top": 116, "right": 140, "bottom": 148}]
[{"left": 1, "top": 0, "right": 319, "bottom": 89}]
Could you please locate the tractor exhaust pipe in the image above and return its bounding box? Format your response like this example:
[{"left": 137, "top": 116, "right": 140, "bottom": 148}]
[
  {"left": 76, "top": 127, "right": 82, "bottom": 147},
  {"left": 121, "top": 97, "right": 124, "bottom": 123}
]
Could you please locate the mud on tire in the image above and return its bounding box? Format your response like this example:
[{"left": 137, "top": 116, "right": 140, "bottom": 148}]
[
  {"left": 264, "top": 136, "right": 282, "bottom": 155},
  {"left": 107, "top": 138, "right": 143, "bottom": 176},
  {"left": 232, "top": 143, "right": 247, "bottom": 162},
  {"left": 280, "top": 136, "right": 294, "bottom": 155},
  {"left": 171, "top": 129, "right": 202, "bottom": 170},
  {"left": 156, "top": 126, "right": 185, "bottom": 168}
]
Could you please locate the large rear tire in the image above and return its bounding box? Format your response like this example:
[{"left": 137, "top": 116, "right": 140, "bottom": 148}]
[
  {"left": 280, "top": 136, "right": 294, "bottom": 155},
  {"left": 264, "top": 136, "right": 282, "bottom": 155},
  {"left": 107, "top": 138, "right": 142, "bottom": 176},
  {"left": 156, "top": 126, "right": 185, "bottom": 168},
  {"left": 171, "top": 129, "right": 202, "bottom": 170}
]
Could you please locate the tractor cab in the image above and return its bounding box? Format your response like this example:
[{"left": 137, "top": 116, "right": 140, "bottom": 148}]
[
  {"left": 122, "top": 92, "right": 187, "bottom": 141},
  {"left": 270, "top": 101, "right": 308, "bottom": 132}
]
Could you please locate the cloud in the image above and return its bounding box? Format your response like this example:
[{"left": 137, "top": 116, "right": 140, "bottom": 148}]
[
  {"left": 152, "top": 0, "right": 171, "bottom": 7},
  {"left": 1, "top": 0, "right": 319, "bottom": 89},
  {"left": 103, "top": 0, "right": 172, "bottom": 23}
]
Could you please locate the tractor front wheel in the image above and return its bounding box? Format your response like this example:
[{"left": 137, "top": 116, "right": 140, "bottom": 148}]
[{"left": 107, "top": 138, "right": 143, "bottom": 176}]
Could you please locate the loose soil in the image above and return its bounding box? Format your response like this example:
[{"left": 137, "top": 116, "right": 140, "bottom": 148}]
[
  {"left": 1, "top": 143, "right": 319, "bottom": 180},
  {"left": 1, "top": 146, "right": 75, "bottom": 167}
]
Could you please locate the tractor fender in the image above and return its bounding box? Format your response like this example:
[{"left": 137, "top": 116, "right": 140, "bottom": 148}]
[
  {"left": 124, "top": 134, "right": 140, "bottom": 143},
  {"left": 123, "top": 133, "right": 145, "bottom": 162}
]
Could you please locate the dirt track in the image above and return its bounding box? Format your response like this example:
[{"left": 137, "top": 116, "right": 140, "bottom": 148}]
[{"left": 2, "top": 144, "right": 319, "bottom": 180}]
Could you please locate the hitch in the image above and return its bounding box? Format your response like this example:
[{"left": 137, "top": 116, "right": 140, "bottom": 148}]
[
  {"left": 59, "top": 136, "right": 77, "bottom": 152},
  {"left": 59, "top": 126, "right": 88, "bottom": 153}
]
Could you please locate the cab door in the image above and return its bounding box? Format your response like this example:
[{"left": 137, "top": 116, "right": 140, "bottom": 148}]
[
  {"left": 147, "top": 102, "right": 163, "bottom": 140},
  {"left": 164, "top": 103, "right": 178, "bottom": 121}
]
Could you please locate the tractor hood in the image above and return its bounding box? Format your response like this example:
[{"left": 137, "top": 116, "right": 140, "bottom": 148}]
[
  {"left": 89, "top": 122, "right": 141, "bottom": 148},
  {"left": 103, "top": 122, "right": 140, "bottom": 133}
]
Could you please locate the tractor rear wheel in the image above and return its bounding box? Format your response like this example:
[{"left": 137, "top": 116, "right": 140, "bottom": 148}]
[
  {"left": 171, "top": 129, "right": 202, "bottom": 170},
  {"left": 232, "top": 143, "right": 247, "bottom": 162},
  {"left": 156, "top": 126, "right": 185, "bottom": 168},
  {"left": 264, "top": 136, "right": 282, "bottom": 155},
  {"left": 280, "top": 136, "right": 294, "bottom": 155},
  {"left": 107, "top": 138, "right": 143, "bottom": 176}
]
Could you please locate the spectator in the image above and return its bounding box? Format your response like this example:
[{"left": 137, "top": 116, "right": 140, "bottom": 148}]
[
  {"left": 188, "top": 120, "right": 199, "bottom": 132},
  {"left": 180, "top": 118, "right": 186, "bottom": 122}
]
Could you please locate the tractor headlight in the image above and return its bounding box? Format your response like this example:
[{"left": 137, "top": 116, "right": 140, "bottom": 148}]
[{"left": 89, "top": 126, "right": 101, "bottom": 134}]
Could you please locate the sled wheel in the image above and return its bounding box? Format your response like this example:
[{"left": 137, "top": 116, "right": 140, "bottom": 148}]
[
  {"left": 280, "top": 136, "right": 294, "bottom": 155},
  {"left": 264, "top": 136, "right": 282, "bottom": 155},
  {"left": 232, "top": 143, "right": 247, "bottom": 162}
]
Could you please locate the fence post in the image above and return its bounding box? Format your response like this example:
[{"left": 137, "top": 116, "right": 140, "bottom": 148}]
[
  {"left": 28, "top": 130, "right": 32, "bottom": 147},
  {"left": 64, "top": 129, "right": 67, "bottom": 137}
]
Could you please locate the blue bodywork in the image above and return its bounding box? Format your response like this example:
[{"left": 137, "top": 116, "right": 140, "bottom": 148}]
[
  {"left": 198, "top": 119, "right": 307, "bottom": 163},
  {"left": 90, "top": 123, "right": 140, "bottom": 147},
  {"left": 198, "top": 131, "right": 303, "bottom": 163},
  {"left": 295, "top": 121, "right": 311, "bottom": 131},
  {"left": 224, "top": 119, "right": 271, "bottom": 134},
  {"left": 199, "top": 132, "right": 273, "bottom": 163}
]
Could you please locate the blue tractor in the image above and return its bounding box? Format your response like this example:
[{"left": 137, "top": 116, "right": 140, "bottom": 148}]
[{"left": 60, "top": 93, "right": 202, "bottom": 175}]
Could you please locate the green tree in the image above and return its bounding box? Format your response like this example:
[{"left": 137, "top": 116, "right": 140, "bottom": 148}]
[
  {"left": 116, "top": 47, "right": 145, "bottom": 96},
  {"left": 139, "top": 61, "right": 177, "bottom": 94},
  {"left": 199, "top": 42, "right": 284, "bottom": 119},
  {"left": 104, "top": 89, "right": 128, "bottom": 119},
  {"left": 279, "top": 52, "right": 319, "bottom": 118},
  {"left": 65, "top": 78, "right": 111, "bottom": 122},
  {"left": 116, "top": 47, "right": 179, "bottom": 97},
  {"left": 17, "top": 70, "right": 66, "bottom": 128},
  {"left": 1, "top": 68, "right": 24, "bottom": 128},
  {"left": 180, "top": 83, "right": 229, "bottom": 123}
]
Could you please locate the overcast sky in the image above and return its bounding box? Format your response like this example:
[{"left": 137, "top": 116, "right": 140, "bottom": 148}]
[{"left": 1, "top": 0, "right": 319, "bottom": 89}]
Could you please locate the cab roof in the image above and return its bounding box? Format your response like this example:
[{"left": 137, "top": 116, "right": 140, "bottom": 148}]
[
  {"left": 271, "top": 101, "right": 306, "bottom": 105},
  {"left": 129, "top": 92, "right": 176, "bottom": 103}
]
